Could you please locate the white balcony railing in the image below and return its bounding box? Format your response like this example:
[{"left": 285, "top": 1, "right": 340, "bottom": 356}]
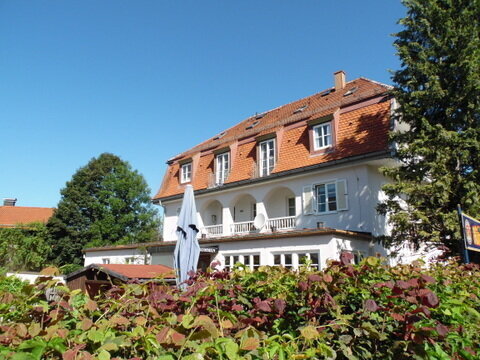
[
  {"left": 266, "top": 216, "right": 296, "bottom": 231},
  {"left": 230, "top": 221, "right": 255, "bottom": 234},
  {"left": 202, "top": 224, "right": 223, "bottom": 237}
]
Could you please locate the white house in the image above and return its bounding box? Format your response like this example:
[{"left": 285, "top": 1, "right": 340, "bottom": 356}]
[{"left": 150, "top": 71, "right": 404, "bottom": 271}]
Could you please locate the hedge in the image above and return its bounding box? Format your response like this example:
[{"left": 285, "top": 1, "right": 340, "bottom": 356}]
[{"left": 0, "top": 256, "right": 479, "bottom": 359}]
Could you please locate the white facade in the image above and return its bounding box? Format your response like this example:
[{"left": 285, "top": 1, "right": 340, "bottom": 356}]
[
  {"left": 162, "top": 161, "right": 390, "bottom": 241},
  {"left": 84, "top": 248, "right": 150, "bottom": 266},
  {"left": 160, "top": 159, "right": 394, "bottom": 269}
]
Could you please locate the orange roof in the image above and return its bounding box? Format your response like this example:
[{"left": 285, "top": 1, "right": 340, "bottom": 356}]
[
  {"left": 97, "top": 264, "right": 175, "bottom": 279},
  {"left": 0, "top": 206, "right": 55, "bottom": 228},
  {"left": 154, "top": 77, "right": 391, "bottom": 201}
]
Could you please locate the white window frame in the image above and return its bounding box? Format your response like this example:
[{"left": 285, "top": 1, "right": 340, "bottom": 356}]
[
  {"left": 273, "top": 251, "right": 320, "bottom": 270},
  {"left": 224, "top": 253, "right": 260, "bottom": 271},
  {"left": 315, "top": 181, "right": 338, "bottom": 214},
  {"left": 180, "top": 163, "right": 192, "bottom": 183},
  {"left": 215, "top": 152, "right": 230, "bottom": 185},
  {"left": 313, "top": 122, "right": 332, "bottom": 150},
  {"left": 259, "top": 138, "right": 275, "bottom": 177}
]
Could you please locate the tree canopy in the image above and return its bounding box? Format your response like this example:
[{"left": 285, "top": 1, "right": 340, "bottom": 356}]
[
  {"left": 0, "top": 223, "right": 51, "bottom": 272},
  {"left": 47, "top": 153, "right": 159, "bottom": 266},
  {"left": 380, "top": 0, "right": 480, "bottom": 254}
]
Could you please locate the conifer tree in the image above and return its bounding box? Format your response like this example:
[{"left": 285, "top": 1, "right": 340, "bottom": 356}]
[
  {"left": 379, "top": 0, "right": 480, "bottom": 254},
  {"left": 47, "top": 153, "right": 159, "bottom": 266}
]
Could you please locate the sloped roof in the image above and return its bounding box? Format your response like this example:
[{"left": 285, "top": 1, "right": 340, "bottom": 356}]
[
  {"left": 99, "top": 264, "right": 175, "bottom": 279},
  {"left": 154, "top": 77, "right": 392, "bottom": 201},
  {"left": 65, "top": 263, "right": 175, "bottom": 281},
  {"left": 0, "top": 206, "right": 55, "bottom": 228}
]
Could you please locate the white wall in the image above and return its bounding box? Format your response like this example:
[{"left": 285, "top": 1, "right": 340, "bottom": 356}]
[
  {"left": 6, "top": 272, "right": 65, "bottom": 284},
  {"left": 161, "top": 161, "right": 391, "bottom": 242},
  {"left": 84, "top": 248, "right": 150, "bottom": 266},
  {"left": 208, "top": 234, "right": 373, "bottom": 270}
]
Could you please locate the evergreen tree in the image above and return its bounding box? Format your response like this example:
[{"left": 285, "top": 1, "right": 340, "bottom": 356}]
[
  {"left": 379, "top": 0, "right": 480, "bottom": 254},
  {"left": 47, "top": 153, "right": 159, "bottom": 266}
]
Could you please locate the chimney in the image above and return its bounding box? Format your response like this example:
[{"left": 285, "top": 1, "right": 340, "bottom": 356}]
[
  {"left": 3, "top": 198, "right": 17, "bottom": 206},
  {"left": 334, "top": 70, "right": 346, "bottom": 91}
]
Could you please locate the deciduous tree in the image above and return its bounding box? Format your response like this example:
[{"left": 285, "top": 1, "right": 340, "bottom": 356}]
[{"left": 47, "top": 153, "right": 159, "bottom": 266}]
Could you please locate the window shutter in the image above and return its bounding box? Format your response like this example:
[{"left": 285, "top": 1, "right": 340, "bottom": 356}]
[
  {"left": 336, "top": 179, "right": 348, "bottom": 211},
  {"left": 302, "top": 186, "right": 314, "bottom": 215}
]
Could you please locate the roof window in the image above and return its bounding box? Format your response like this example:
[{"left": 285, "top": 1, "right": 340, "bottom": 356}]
[
  {"left": 255, "top": 112, "right": 266, "bottom": 120},
  {"left": 320, "top": 88, "right": 334, "bottom": 97},
  {"left": 293, "top": 105, "right": 308, "bottom": 114},
  {"left": 344, "top": 87, "right": 358, "bottom": 96},
  {"left": 246, "top": 120, "right": 260, "bottom": 130},
  {"left": 213, "top": 131, "right": 226, "bottom": 140}
]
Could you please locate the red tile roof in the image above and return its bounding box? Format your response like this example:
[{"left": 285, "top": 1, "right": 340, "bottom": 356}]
[
  {"left": 154, "top": 77, "right": 391, "bottom": 201},
  {"left": 0, "top": 206, "right": 55, "bottom": 228},
  {"left": 97, "top": 264, "right": 175, "bottom": 279}
]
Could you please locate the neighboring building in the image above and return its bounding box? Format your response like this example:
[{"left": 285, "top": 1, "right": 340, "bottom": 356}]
[
  {"left": 152, "top": 71, "right": 403, "bottom": 271},
  {"left": 0, "top": 198, "right": 54, "bottom": 228},
  {"left": 83, "top": 241, "right": 216, "bottom": 271},
  {"left": 65, "top": 263, "right": 175, "bottom": 296}
]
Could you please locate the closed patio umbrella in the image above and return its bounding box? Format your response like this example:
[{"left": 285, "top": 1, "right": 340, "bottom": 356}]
[{"left": 173, "top": 184, "right": 200, "bottom": 288}]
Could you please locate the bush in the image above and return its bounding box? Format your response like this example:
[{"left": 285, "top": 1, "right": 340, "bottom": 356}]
[{"left": 0, "top": 258, "right": 479, "bottom": 359}]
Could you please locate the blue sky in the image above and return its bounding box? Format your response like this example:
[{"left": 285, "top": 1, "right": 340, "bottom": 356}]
[{"left": 0, "top": 1, "right": 405, "bottom": 208}]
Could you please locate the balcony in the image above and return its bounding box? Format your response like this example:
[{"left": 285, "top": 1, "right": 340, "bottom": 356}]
[
  {"left": 266, "top": 216, "right": 295, "bottom": 231},
  {"left": 203, "top": 224, "right": 223, "bottom": 237},
  {"left": 230, "top": 220, "right": 255, "bottom": 234}
]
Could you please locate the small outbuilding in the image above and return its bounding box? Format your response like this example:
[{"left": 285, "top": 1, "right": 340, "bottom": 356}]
[{"left": 65, "top": 263, "right": 175, "bottom": 296}]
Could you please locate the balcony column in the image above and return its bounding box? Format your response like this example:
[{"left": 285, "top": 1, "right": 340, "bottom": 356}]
[{"left": 223, "top": 206, "right": 233, "bottom": 236}]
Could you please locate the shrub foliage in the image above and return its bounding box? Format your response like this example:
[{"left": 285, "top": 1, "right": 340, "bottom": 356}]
[{"left": 0, "top": 257, "right": 479, "bottom": 359}]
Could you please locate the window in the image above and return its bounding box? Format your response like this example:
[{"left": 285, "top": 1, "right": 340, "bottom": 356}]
[
  {"left": 315, "top": 182, "right": 337, "bottom": 213},
  {"left": 102, "top": 258, "right": 110, "bottom": 264},
  {"left": 287, "top": 197, "right": 296, "bottom": 217},
  {"left": 224, "top": 254, "right": 260, "bottom": 271},
  {"left": 125, "top": 257, "right": 135, "bottom": 264},
  {"left": 313, "top": 122, "right": 332, "bottom": 150},
  {"left": 302, "top": 179, "right": 348, "bottom": 215},
  {"left": 274, "top": 251, "right": 320, "bottom": 270},
  {"left": 259, "top": 138, "right": 275, "bottom": 177},
  {"left": 215, "top": 152, "right": 229, "bottom": 185},
  {"left": 181, "top": 163, "right": 192, "bottom": 183}
]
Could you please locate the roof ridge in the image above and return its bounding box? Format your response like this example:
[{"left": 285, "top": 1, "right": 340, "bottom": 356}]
[
  {"left": 0, "top": 206, "right": 55, "bottom": 209},
  {"left": 357, "top": 77, "right": 393, "bottom": 89}
]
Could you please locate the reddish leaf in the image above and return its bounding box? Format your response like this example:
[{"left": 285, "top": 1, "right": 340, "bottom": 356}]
[
  {"left": 156, "top": 327, "right": 170, "bottom": 344},
  {"left": 420, "top": 274, "right": 435, "bottom": 284},
  {"left": 240, "top": 337, "right": 260, "bottom": 351},
  {"left": 274, "top": 299, "right": 286, "bottom": 315},
  {"left": 255, "top": 301, "right": 272, "bottom": 312},
  {"left": 422, "top": 292, "right": 439, "bottom": 308},
  {"left": 340, "top": 252, "right": 354, "bottom": 265},
  {"left": 231, "top": 304, "right": 243, "bottom": 311},
  {"left": 308, "top": 274, "right": 322, "bottom": 282},
  {"left": 396, "top": 280, "right": 411, "bottom": 289},
  {"left": 436, "top": 324, "right": 449, "bottom": 337},
  {"left": 298, "top": 281, "right": 308, "bottom": 291},
  {"left": 323, "top": 274, "right": 333, "bottom": 283},
  {"left": 364, "top": 299, "right": 379, "bottom": 312},
  {"left": 391, "top": 313, "right": 405, "bottom": 321}
]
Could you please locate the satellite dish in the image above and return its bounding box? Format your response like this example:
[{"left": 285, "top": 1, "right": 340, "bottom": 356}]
[{"left": 253, "top": 214, "right": 266, "bottom": 230}]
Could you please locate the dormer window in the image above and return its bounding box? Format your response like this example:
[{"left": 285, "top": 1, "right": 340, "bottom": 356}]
[
  {"left": 180, "top": 162, "right": 192, "bottom": 183},
  {"left": 215, "top": 152, "right": 229, "bottom": 185},
  {"left": 313, "top": 122, "right": 332, "bottom": 150},
  {"left": 259, "top": 138, "right": 275, "bottom": 177}
]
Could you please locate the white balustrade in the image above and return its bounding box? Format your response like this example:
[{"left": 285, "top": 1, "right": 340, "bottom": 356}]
[
  {"left": 202, "top": 225, "right": 223, "bottom": 237},
  {"left": 266, "top": 216, "right": 296, "bottom": 231},
  {"left": 230, "top": 221, "right": 255, "bottom": 234}
]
